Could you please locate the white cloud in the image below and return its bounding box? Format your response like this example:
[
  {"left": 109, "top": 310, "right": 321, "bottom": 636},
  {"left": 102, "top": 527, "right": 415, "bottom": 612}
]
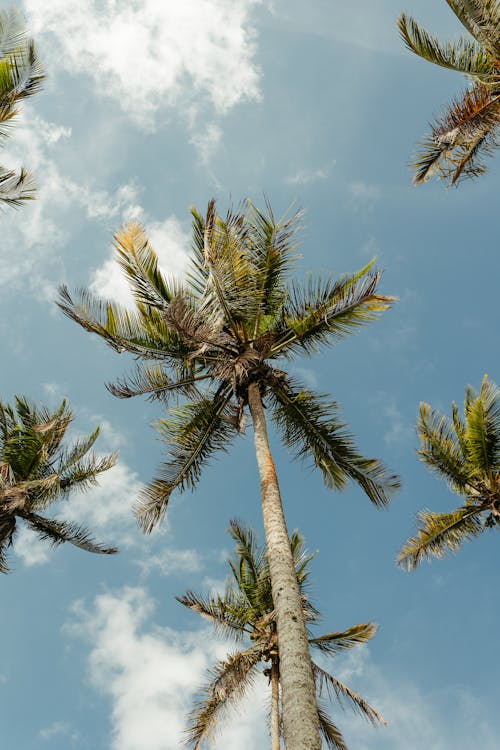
[
  {"left": 24, "top": 0, "right": 263, "bottom": 130},
  {"left": 89, "top": 215, "right": 192, "bottom": 306},
  {"left": 39, "top": 721, "right": 79, "bottom": 743},
  {"left": 13, "top": 525, "right": 51, "bottom": 567},
  {"left": 67, "top": 586, "right": 268, "bottom": 750},
  {"left": 137, "top": 548, "right": 202, "bottom": 578}
]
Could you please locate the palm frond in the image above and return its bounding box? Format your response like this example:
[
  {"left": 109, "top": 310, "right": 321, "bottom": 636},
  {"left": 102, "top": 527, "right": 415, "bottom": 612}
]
[
  {"left": 445, "top": 0, "right": 500, "bottom": 57},
  {"left": 464, "top": 374, "right": 500, "bottom": 477},
  {"left": 309, "top": 622, "right": 377, "bottom": 655},
  {"left": 397, "top": 505, "right": 486, "bottom": 569},
  {"left": 20, "top": 512, "right": 117, "bottom": 555},
  {"left": 176, "top": 591, "right": 248, "bottom": 640},
  {"left": 271, "top": 262, "right": 394, "bottom": 357},
  {"left": 113, "top": 223, "right": 179, "bottom": 309},
  {"left": 184, "top": 648, "right": 261, "bottom": 749},
  {"left": 0, "top": 514, "right": 16, "bottom": 573},
  {"left": 135, "top": 392, "right": 238, "bottom": 533},
  {"left": 313, "top": 662, "right": 386, "bottom": 726},
  {"left": 317, "top": 702, "right": 348, "bottom": 750},
  {"left": 417, "top": 402, "right": 472, "bottom": 493},
  {"left": 0, "top": 166, "right": 36, "bottom": 205},
  {"left": 398, "top": 13, "right": 495, "bottom": 80},
  {"left": 107, "top": 364, "right": 204, "bottom": 402},
  {"left": 269, "top": 378, "right": 400, "bottom": 506}
]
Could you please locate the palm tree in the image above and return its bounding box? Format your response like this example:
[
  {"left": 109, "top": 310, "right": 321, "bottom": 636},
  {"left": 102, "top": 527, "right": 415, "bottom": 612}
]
[
  {"left": 398, "top": 1, "right": 500, "bottom": 185},
  {"left": 0, "top": 395, "right": 117, "bottom": 572},
  {"left": 57, "top": 199, "right": 400, "bottom": 750},
  {"left": 178, "top": 520, "right": 386, "bottom": 750},
  {"left": 398, "top": 375, "right": 500, "bottom": 569},
  {"left": 0, "top": 7, "right": 44, "bottom": 206}
]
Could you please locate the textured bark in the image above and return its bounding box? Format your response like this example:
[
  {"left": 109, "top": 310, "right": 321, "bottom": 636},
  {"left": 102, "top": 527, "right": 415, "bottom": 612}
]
[
  {"left": 270, "top": 657, "right": 280, "bottom": 750},
  {"left": 248, "top": 382, "right": 321, "bottom": 750}
]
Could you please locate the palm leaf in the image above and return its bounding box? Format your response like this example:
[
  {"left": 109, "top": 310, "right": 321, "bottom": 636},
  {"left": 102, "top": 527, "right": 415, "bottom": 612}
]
[
  {"left": 464, "top": 374, "right": 500, "bottom": 477},
  {"left": 135, "top": 392, "right": 238, "bottom": 532},
  {"left": 269, "top": 377, "right": 400, "bottom": 506},
  {"left": 445, "top": 0, "right": 500, "bottom": 57},
  {"left": 184, "top": 648, "right": 261, "bottom": 749},
  {"left": 313, "top": 662, "right": 386, "bottom": 726},
  {"left": 309, "top": 622, "right": 377, "bottom": 655},
  {"left": 271, "top": 262, "right": 394, "bottom": 357},
  {"left": 417, "top": 402, "right": 473, "bottom": 493},
  {"left": 317, "top": 702, "right": 348, "bottom": 750},
  {"left": 107, "top": 365, "right": 205, "bottom": 402},
  {"left": 177, "top": 590, "right": 248, "bottom": 640},
  {"left": 397, "top": 505, "right": 486, "bottom": 569},
  {"left": 397, "top": 13, "right": 495, "bottom": 79},
  {"left": 19, "top": 512, "right": 117, "bottom": 555},
  {"left": 0, "top": 166, "right": 36, "bottom": 205}
]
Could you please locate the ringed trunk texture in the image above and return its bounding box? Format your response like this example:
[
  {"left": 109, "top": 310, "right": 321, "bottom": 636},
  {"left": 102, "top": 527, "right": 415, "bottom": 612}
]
[
  {"left": 248, "top": 382, "right": 321, "bottom": 750},
  {"left": 270, "top": 656, "right": 280, "bottom": 750}
]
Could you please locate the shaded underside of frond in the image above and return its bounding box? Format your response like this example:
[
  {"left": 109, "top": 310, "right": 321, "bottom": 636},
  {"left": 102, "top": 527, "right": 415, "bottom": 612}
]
[
  {"left": 176, "top": 590, "right": 248, "bottom": 640},
  {"left": 445, "top": 0, "right": 500, "bottom": 57},
  {"left": 135, "top": 392, "right": 239, "bottom": 533},
  {"left": 269, "top": 377, "right": 400, "bottom": 506},
  {"left": 317, "top": 702, "right": 348, "bottom": 750},
  {"left": 397, "top": 505, "right": 486, "bottom": 569},
  {"left": 107, "top": 364, "right": 203, "bottom": 403},
  {"left": 313, "top": 662, "right": 386, "bottom": 727},
  {"left": 0, "top": 512, "right": 16, "bottom": 572},
  {"left": 184, "top": 649, "right": 261, "bottom": 749}
]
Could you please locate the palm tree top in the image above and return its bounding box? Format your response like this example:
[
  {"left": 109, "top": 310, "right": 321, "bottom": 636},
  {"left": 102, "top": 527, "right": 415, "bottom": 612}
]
[
  {"left": 178, "top": 520, "right": 385, "bottom": 749},
  {"left": 0, "top": 395, "right": 117, "bottom": 572},
  {"left": 397, "top": 0, "right": 500, "bottom": 185},
  {"left": 398, "top": 374, "right": 500, "bottom": 570},
  {"left": 58, "top": 199, "right": 400, "bottom": 533}
]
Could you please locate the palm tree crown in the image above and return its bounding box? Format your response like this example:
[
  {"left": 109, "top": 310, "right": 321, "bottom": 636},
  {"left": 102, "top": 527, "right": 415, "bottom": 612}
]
[
  {"left": 178, "top": 520, "right": 386, "bottom": 750},
  {"left": 58, "top": 199, "right": 400, "bottom": 533},
  {"left": 398, "top": 0, "right": 500, "bottom": 185},
  {"left": 0, "top": 396, "right": 117, "bottom": 572},
  {"left": 0, "top": 8, "right": 44, "bottom": 205},
  {"left": 398, "top": 375, "right": 500, "bottom": 569}
]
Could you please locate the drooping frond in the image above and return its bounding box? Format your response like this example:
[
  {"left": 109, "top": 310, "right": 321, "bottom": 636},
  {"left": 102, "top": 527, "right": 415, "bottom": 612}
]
[
  {"left": 271, "top": 261, "right": 395, "bottom": 358},
  {"left": 184, "top": 648, "right": 261, "bottom": 749},
  {"left": 397, "top": 506, "right": 486, "bottom": 569},
  {"left": 317, "top": 702, "right": 348, "bottom": 750},
  {"left": 269, "top": 378, "right": 400, "bottom": 506},
  {"left": 464, "top": 374, "right": 500, "bottom": 477},
  {"left": 19, "top": 512, "right": 117, "bottom": 555},
  {"left": 0, "top": 513, "right": 16, "bottom": 572},
  {"left": 398, "top": 13, "right": 496, "bottom": 79},
  {"left": 57, "top": 287, "right": 194, "bottom": 363},
  {"left": 313, "top": 662, "right": 386, "bottom": 727},
  {"left": 107, "top": 364, "right": 205, "bottom": 402},
  {"left": 309, "top": 622, "right": 377, "bottom": 655},
  {"left": 135, "top": 392, "right": 239, "bottom": 533}
]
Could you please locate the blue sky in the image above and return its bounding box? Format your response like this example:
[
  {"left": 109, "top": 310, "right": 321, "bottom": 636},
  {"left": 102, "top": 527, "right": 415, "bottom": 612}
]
[{"left": 1, "top": 0, "right": 499, "bottom": 748}]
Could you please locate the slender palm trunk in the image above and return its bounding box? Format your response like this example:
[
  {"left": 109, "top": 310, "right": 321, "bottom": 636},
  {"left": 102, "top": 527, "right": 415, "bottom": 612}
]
[
  {"left": 247, "top": 382, "right": 321, "bottom": 750},
  {"left": 270, "top": 656, "right": 280, "bottom": 750}
]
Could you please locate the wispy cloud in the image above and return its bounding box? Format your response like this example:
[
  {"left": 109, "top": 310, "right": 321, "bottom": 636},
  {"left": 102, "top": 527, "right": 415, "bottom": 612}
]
[{"left": 286, "top": 161, "right": 335, "bottom": 186}]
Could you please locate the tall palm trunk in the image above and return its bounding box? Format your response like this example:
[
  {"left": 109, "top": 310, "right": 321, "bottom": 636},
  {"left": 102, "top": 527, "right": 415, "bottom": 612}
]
[
  {"left": 270, "top": 656, "right": 280, "bottom": 750},
  {"left": 247, "top": 382, "right": 321, "bottom": 750}
]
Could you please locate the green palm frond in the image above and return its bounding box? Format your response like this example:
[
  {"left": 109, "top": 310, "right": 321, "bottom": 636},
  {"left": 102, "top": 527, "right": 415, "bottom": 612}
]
[
  {"left": 397, "top": 506, "right": 486, "bottom": 569},
  {"left": 464, "top": 374, "right": 500, "bottom": 477},
  {"left": 313, "top": 662, "right": 386, "bottom": 726},
  {"left": 309, "top": 623, "right": 377, "bottom": 655},
  {"left": 398, "top": 13, "right": 496, "bottom": 80},
  {"left": 270, "top": 378, "right": 400, "bottom": 506},
  {"left": 135, "top": 392, "right": 238, "bottom": 532},
  {"left": 317, "top": 702, "right": 348, "bottom": 750},
  {"left": 445, "top": 0, "right": 500, "bottom": 56},
  {"left": 19, "top": 512, "right": 117, "bottom": 555},
  {"left": 0, "top": 166, "right": 36, "bottom": 205},
  {"left": 177, "top": 590, "right": 249, "bottom": 639},
  {"left": 113, "top": 223, "right": 179, "bottom": 309},
  {"left": 184, "top": 648, "right": 261, "bottom": 749},
  {"left": 271, "top": 261, "right": 394, "bottom": 358},
  {"left": 417, "top": 403, "right": 472, "bottom": 493}
]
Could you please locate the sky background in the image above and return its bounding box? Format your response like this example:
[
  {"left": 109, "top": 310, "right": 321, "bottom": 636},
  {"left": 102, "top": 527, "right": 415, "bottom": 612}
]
[{"left": 1, "top": 0, "right": 499, "bottom": 748}]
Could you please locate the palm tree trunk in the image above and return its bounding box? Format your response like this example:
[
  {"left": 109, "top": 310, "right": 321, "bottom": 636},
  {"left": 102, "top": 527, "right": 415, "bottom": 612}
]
[
  {"left": 270, "top": 656, "right": 281, "bottom": 750},
  {"left": 247, "top": 382, "right": 321, "bottom": 750}
]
